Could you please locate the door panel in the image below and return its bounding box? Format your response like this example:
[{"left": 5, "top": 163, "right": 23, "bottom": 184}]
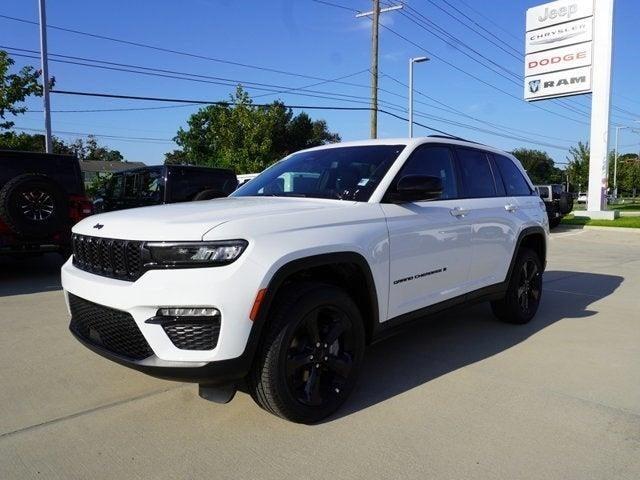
[
  {"left": 382, "top": 201, "right": 474, "bottom": 319},
  {"left": 381, "top": 144, "right": 474, "bottom": 320}
]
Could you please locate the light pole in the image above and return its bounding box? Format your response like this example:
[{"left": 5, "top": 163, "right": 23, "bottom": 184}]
[
  {"left": 408, "top": 56, "right": 429, "bottom": 138},
  {"left": 613, "top": 126, "right": 627, "bottom": 199},
  {"left": 38, "top": 0, "right": 53, "bottom": 153}
]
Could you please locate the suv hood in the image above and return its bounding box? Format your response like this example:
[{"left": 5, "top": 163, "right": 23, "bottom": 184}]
[{"left": 73, "top": 197, "right": 352, "bottom": 240}]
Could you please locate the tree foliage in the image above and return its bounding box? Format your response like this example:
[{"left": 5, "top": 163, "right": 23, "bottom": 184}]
[
  {"left": 172, "top": 86, "right": 340, "bottom": 173},
  {"left": 0, "top": 50, "right": 42, "bottom": 130},
  {"left": 0, "top": 131, "right": 125, "bottom": 162},
  {"left": 512, "top": 148, "right": 564, "bottom": 185}
]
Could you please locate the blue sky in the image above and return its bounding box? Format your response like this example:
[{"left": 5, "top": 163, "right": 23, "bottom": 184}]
[{"left": 2, "top": 0, "right": 639, "bottom": 166}]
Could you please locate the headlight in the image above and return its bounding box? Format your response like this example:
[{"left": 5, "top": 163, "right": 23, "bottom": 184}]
[{"left": 145, "top": 240, "right": 248, "bottom": 267}]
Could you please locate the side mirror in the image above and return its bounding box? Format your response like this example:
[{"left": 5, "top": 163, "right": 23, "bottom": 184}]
[{"left": 396, "top": 175, "right": 443, "bottom": 202}]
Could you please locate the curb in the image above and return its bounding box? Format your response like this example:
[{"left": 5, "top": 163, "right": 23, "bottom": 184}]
[{"left": 557, "top": 225, "right": 640, "bottom": 234}]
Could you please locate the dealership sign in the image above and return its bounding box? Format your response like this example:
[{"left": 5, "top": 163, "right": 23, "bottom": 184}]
[
  {"left": 525, "top": 17, "right": 593, "bottom": 54},
  {"left": 525, "top": 43, "right": 592, "bottom": 76},
  {"left": 524, "top": 0, "right": 594, "bottom": 101}
]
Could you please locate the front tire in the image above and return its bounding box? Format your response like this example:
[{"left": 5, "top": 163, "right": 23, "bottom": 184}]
[
  {"left": 491, "top": 248, "right": 543, "bottom": 324},
  {"left": 248, "top": 283, "right": 365, "bottom": 423}
]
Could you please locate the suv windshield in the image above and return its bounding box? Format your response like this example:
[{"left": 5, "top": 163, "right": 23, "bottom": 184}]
[{"left": 232, "top": 145, "right": 405, "bottom": 201}]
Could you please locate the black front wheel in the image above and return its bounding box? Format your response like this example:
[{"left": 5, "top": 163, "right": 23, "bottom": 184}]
[
  {"left": 491, "top": 248, "right": 543, "bottom": 324},
  {"left": 248, "top": 283, "right": 365, "bottom": 423}
]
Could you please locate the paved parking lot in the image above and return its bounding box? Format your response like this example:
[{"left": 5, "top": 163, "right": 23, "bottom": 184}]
[{"left": 1, "top": 227, "right": 639, "bottom": 479}]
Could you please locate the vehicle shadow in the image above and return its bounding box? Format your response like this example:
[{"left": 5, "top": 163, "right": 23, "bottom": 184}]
[
  {"left": 0, "top": 253, "right": 65, "bottom": 297},
  {"left": 330, "top": 270, "right": 623, "bottom": 422}
]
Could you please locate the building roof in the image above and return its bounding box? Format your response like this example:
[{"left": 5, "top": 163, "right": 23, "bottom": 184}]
[{"left": 79, "top": 160, "right": 147, "bottom": 173}]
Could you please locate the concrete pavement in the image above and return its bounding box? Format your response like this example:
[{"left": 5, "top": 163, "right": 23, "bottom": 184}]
[{"left": 1, "top": 228, "right": 639, "bottom": 479}]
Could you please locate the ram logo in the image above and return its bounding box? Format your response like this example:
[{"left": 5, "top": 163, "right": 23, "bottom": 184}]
[{"left": 529, "top": 80, "right": 541, "bottom": 93}]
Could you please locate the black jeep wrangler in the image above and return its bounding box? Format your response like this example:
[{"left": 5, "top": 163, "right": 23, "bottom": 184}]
[
  {"left": 536, "top": 184, "right": 574, "bottom": 229},
  {"left": 0, "top": 150, "right": 93, "bottom": 257},
  {"left": 93, "top": 165, "right": 238, "bottom": 213}
]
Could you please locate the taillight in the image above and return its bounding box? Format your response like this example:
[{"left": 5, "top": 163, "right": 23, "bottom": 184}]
[{"left": 69, "top": 195, "right": 93, "bottom": 222}]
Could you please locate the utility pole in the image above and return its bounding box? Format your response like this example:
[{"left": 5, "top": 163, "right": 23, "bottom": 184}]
[
  {"left": 356, "top": 2, "right": 402, "bottom": 139},
  {"left": 38, "top": 0, "right": 53, "bottom": 153}
]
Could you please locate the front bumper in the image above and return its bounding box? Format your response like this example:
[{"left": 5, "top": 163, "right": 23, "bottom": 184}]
[{"left": 61, "top": 256, "right": 264, "bottom": 381}]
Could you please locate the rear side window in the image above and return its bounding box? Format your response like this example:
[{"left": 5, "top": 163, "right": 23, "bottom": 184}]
[
  {"left": 456, "top": 148, "right": 497, "bottom": 198},
  {"left": 494, "top": 155, "right": 533, "bottom": 196},
  {"left": 170, "top": 168, "right": 237, "bottom": 202},
  {"left": 394, "top": 145, "right": 458, "bottom": 200}
]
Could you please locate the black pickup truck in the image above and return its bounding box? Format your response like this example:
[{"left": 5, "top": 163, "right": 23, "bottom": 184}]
[{"left": 536, "top": 184, "right": 574, "bottom": 228}]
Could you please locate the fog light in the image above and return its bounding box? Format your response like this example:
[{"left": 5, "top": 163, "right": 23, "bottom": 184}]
[{"left": 158, "top": 307, "right": 220, "bottom": 317}]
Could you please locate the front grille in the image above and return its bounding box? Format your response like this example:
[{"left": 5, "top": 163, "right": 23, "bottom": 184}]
[
  {"left": 163, "top": 320, "right": 221, "bottom": 350},
  {"left": 69, "top": 294, "right": 153, "bottom": 360},
  {"left": 72, "top": 234, "right": 144, "bottom": 281}
]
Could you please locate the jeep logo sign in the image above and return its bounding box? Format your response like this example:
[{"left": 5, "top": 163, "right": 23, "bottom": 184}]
[
  {"left": 525, "top": 44, "right": 592, "bottom": 76},
  {"left": 524, "top": 0, "right": 594, "bottom": 101},
  {"left": 526, "top": 0, "right": 593, "bottom": 31},
  {"left": 524, "top": 67, "right": 592, "bottom": 101}
]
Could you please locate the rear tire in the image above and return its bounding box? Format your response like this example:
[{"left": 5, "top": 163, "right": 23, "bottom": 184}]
[
  {"left": 491, "top": 248, "right": 543, "bottom": 324},
  {"left": 0, "top": 174, "right": 68, "bottom": 238},
  {"left": 549, "top": 216, "right": 561, "bottom": 229},
  {"left": 247, "top": 283, "right": 365, "bottom": 423}
]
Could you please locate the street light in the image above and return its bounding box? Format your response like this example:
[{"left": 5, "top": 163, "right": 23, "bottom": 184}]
[
  {"left": 409, "top": 56, "right": 429, "bottom": 138},
  {"left": 614, "top": 121, "right": 640, "bottom": 198}
]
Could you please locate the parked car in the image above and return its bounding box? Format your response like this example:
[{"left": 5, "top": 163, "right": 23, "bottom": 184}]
[
  {"left": 62, "top": 136, "right": 548, "bottom": 423},
  {"left": 0, "top": 150, "right": 93, "bottom": 257},
  {"left": 236, "top": 173, "right": 260, "bottom": 187},
  {"left": 535, "top": 184, "right": 573, "bottom": 228},
  {"left": 93, "top": 165, "right": 238, "bottom": 213}
]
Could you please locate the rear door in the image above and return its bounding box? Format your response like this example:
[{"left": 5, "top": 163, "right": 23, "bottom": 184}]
[
  {"left": 381, "top": 144, "right": 475, "bottom": 319},
  {"left": 455, "top": 147, "right": 518, "bottom": 289}
]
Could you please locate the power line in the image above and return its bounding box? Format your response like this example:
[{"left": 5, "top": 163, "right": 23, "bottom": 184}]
[
  {"left": 15, "top": 126, "right": 174, "bottom": 143},
  {"left": 309, "top": 0, "right": 359, "bottom": 13}
]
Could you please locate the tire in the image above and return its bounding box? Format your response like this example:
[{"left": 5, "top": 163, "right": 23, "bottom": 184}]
[
  {"left": 193, "top": 189, "right": 226, "bottom": 201},
  {"left": 559, "top": 193, "right": 573, "bottom": 215},
  {"left": 247, "top": 283, "right": 365, "bottom": 423},
  {"left": 549, "top": 216, "right": 561, "bottom": 229},
  {"left": 0, "top": 174, "right": 68, "bottom": 238},
  {"left": 490, "top": 248, "right": 543, "bottom": 324}
]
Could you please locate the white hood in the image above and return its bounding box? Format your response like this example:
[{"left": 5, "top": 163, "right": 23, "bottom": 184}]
[{"left": 72, "top": 197, "right": 351, "bottom": 241}]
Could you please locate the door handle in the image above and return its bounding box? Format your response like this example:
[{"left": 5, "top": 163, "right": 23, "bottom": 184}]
[
  {"left": 505, "top": 203, "right": 519, "bottom": 213},
  {"left": 450, "top": 207, "right": 469, "bottom": 217}
]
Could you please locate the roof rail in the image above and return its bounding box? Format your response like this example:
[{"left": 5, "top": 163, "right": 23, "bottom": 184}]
[{"left": 428, "top": 134, "right": 475, "bottom": 143}]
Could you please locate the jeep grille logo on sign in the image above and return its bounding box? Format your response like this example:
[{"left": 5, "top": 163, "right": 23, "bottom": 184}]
[
  {"left": 524, "top": 67, "right": 592, "bottom": 101},
  {"left": 524, "top": 0, "right": 593, "bottom": 101}
]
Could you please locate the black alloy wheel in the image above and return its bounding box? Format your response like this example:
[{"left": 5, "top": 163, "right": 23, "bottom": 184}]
[
  {"left": 491, "top": 247, "right": 543, "bottom": 324},
  {"left": 248, "top": 283, "right": 365, "bottom": 423},
  {"left": 285, "top": 305, "right": 356, "bottom": 407},
  {"left": 18, "top": 189, "right": 56, "bottom": 221},
  {"left": 516, "top": 258, "right": 542, "bottom": 316}
]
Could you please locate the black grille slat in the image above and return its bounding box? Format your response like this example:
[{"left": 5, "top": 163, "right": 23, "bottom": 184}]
[
  {"left": 69, "top": 294, "right": 153, "bottom": 360},
  {"left": 163, "top": 322, "right": 220, "bottom": 351},
  {"left": 72, "top": 234, "right": 143, "bottom": 281}
]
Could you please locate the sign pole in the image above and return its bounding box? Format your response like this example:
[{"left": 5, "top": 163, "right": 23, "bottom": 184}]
[{"left": 585, "top": 0, "right": 616, "bottom": 217}]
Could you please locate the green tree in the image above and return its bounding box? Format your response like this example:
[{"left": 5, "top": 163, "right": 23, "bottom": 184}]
[
  {"left": 0, "top": 50, "right": 41, "bottom": 130},
  {"left": 565, "top": 141, "right": 590, "bottom": 192},
  {"left": 68, "top": 136, "right": 124, "bottom": 162},
  {"left": 173, "top": 86, "right": 340, "bottom": 173},
  {"left": 512, "top": 148, "right": 564, "bottom": 185},
  {"left": 164, "top": 149, "right": 188, "bottom": 165},
  {"left": 0, "top": 131, "right": 72, "bottom": 154}
]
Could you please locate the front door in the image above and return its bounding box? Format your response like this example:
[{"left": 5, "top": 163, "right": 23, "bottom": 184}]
[{"left": 381, "top": 144, "right": 474, "bottom": 320}]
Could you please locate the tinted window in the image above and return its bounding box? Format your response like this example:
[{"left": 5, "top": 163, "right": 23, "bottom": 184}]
[
  {"left": 170, "top": 168, "right": 237, "bottom": 202},
  {"left": 393, "top": 145, "right": 458, "bottom": 200},
  {"left": 457, "top": 148, "right": 497, "bottom": 198},
  {"left": 494, "top": 155, "right": 533, "bottom": 196},
  {"left": 233, "top": 145, "right": 405, "bottom": 202}
]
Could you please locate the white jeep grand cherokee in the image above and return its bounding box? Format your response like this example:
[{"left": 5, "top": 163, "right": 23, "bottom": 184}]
[{"left": 62, "top": 136, "right": 548, "bottom": 423}]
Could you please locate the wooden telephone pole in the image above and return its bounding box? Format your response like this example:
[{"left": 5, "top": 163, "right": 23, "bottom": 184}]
[{"left": 356, "top": 1, "right": 402, "bottom": 139}]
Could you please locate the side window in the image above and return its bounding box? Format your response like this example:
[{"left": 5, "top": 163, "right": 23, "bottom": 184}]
[
  {"left": 494, "top": 154, "right": 533, "bottom": 196},
  {"left": 393, "top": 145, "right": 458, "bottom": 200},
  {"left": 456, "top": 148, "right": 497, "bottom": 198}
]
